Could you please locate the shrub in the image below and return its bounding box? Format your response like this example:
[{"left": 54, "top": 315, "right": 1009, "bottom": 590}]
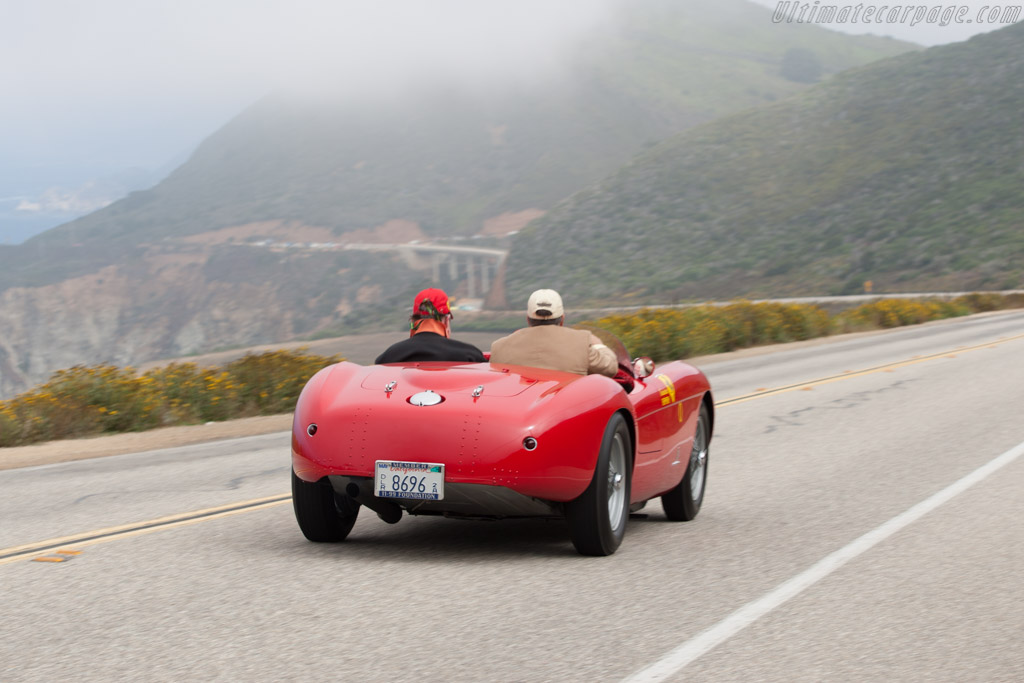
[
  {"left": 0, "top": 350, "right": 340, "bottom": 448},
  {"left": 585, "top": 293, "right": 1021, "bottom": 361},
  {"left": 953, "top": 292, "right": 1007, "bottom": 312},
  {"left": 589, "top": 301, "right": 833, "bottom": 360},
  {"left": 0, "top": 365, "right": 162, "bottom": 446},
  {"left": 223, "top": 350, "right": 340, "bottom": 416},
  {"left": 833, "top": 298, "right": 971, "bottom": 332}
]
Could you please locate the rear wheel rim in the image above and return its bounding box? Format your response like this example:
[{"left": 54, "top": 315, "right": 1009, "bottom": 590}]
[
  {"left": 689, "top": 419, "right": 707, "bottom": 501},
  {"left": 607, "top": 433, "right": 627, "bottom": 532}
]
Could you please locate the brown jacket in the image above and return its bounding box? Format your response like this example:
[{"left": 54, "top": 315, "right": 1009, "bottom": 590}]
[{"left": 489, "top": 325, "right": 618, "bottom": 377}]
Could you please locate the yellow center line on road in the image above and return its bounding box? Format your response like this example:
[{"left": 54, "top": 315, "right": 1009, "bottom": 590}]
[
  {"left": 0, "top": 494, "right": 290, "bottom": 566},
  {"left": 3, "top": 331, "right": 1022, "bottom": 564},
  {"left": 715, "top": 332, "right": 1024, "bottom": 408}
]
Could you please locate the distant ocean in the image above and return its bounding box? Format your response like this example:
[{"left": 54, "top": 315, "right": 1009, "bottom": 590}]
[{"left": 0, "top": 200, "right": 75, "bottom": 244}]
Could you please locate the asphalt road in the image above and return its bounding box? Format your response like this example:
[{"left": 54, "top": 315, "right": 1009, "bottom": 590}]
[{"left": 2, "top": 311, "right": 1023, "bottom": 682}]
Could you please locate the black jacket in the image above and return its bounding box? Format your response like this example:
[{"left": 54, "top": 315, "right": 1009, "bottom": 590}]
[{"left": 375, "top": 332, "right": 485, "bottom": 364}]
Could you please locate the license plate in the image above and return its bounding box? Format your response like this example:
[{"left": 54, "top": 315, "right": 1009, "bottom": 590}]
[{"left": 374, "top": 460, "right": 445, "bottom": 500}]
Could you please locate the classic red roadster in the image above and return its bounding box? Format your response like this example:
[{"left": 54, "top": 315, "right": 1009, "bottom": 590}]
[{"left": 291, "top": 330, "right": 713, "bottom": 555}]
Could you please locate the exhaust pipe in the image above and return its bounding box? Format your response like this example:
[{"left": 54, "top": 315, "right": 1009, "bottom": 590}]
[{"left": 346, "top": 482, "right": 402, "bottom": 524}]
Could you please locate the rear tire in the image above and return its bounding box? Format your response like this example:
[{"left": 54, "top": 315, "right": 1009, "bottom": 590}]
[
  {"left": 566, "top": 413, "right": 632, "bottom": 556},
  {"left": 292, "top": 470, "right": 360, "bottom": 542},
  {"left": 662, "top": 404, "right": 709, "bottom": 522}
]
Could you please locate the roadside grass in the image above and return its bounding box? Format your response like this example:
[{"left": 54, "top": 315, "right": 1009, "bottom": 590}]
[
  {"left": 2, "top": 293, "right": 1022, "bottom": 449},
  {"left": 588, "top": 293, "right": 1024, "bottom": 361},
  {"left": 0, "top": 350, "right": 339, "bottom": 448}
]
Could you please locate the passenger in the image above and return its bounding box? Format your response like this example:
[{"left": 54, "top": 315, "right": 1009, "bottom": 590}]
[
  {"left": 375, "top": 288, "right": 486, "bottom": 364},
  {"left": 489, "top": 289, "right": 617, "bottom": 377}
]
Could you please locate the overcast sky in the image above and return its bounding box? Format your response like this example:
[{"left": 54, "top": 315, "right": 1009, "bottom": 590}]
[
  {"left": 0, "top": 0, "right": 1018, "bottom": 211},
  {"left": 0, "top": 0, "right": 617, "bottom": 173}
]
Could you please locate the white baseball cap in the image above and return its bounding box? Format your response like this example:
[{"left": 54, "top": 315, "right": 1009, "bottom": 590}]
[{"left": 527, "top": 289, "right": 564, "bottom": 319}]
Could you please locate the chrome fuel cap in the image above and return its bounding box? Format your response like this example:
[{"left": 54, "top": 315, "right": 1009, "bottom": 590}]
[{"left": 408, "top": 390, "right": 444, "bottom": 406}]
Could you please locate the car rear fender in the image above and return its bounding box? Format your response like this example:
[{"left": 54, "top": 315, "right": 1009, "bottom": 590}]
[
  {"left": 508, "top": 375, "right": 635, "bottom": 501},
  {"left": 292, "top": 363, "right": 362, "bottom": 481}
]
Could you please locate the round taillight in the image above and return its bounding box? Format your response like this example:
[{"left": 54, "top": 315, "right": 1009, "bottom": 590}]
[
  {"left": 307, "top": 423, "right": 318, "bottom": 437},
  {"left": 523, "top": 437, "right": 538, "bottom": 451}
]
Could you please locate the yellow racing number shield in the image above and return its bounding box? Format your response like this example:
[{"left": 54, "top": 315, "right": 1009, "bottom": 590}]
[{"left": 656, "top": 374, "right": 684, "bottom": 423}]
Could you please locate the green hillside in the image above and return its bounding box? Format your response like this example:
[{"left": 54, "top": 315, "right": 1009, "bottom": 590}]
[
  {"left": 0, "top": 0, "right": 914, "bottom": 291},
  {"left": 504, "top": 22, "right": 1024, "bottom": 305}
]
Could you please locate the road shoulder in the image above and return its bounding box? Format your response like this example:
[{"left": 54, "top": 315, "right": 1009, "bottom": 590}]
[{"left": 0, "top": 414, "right": 292, "bottom": 471}]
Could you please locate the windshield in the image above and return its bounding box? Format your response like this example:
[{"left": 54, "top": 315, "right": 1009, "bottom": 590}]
[{"left": 573, "top": 325, "right": 632, "bottom": 377}]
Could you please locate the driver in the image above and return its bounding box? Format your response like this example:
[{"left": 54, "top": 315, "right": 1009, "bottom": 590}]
[
  {"left": 376, "top": 288, "right": 486, "bottom": 364},
  {"left": 489, "top": 289, "right": 617, "bottom": 377}
]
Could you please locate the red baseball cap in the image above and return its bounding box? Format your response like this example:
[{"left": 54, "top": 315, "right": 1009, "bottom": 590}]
[{"left": 412, "top": 288, "right": 452, "bottom": 318}]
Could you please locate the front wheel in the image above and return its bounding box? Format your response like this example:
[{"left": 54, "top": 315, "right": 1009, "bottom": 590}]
[
  {"left": 566, "top": 413, "right": 632, "bottom": 556},
  {"left": 662, "top": 403, "right": 709, "bottom": 521},
  {"left": 292, "top": 471, "right": 360, "bottom": 542}
]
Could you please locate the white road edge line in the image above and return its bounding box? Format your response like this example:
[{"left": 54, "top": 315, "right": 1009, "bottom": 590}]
[{"left": 623, "top": 438, "right": 1024, "bottom": 683}]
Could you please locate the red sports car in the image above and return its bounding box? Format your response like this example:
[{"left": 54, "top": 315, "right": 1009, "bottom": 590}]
[{"left": 291, "top": 330, "right": 713, "bottom": 555}]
